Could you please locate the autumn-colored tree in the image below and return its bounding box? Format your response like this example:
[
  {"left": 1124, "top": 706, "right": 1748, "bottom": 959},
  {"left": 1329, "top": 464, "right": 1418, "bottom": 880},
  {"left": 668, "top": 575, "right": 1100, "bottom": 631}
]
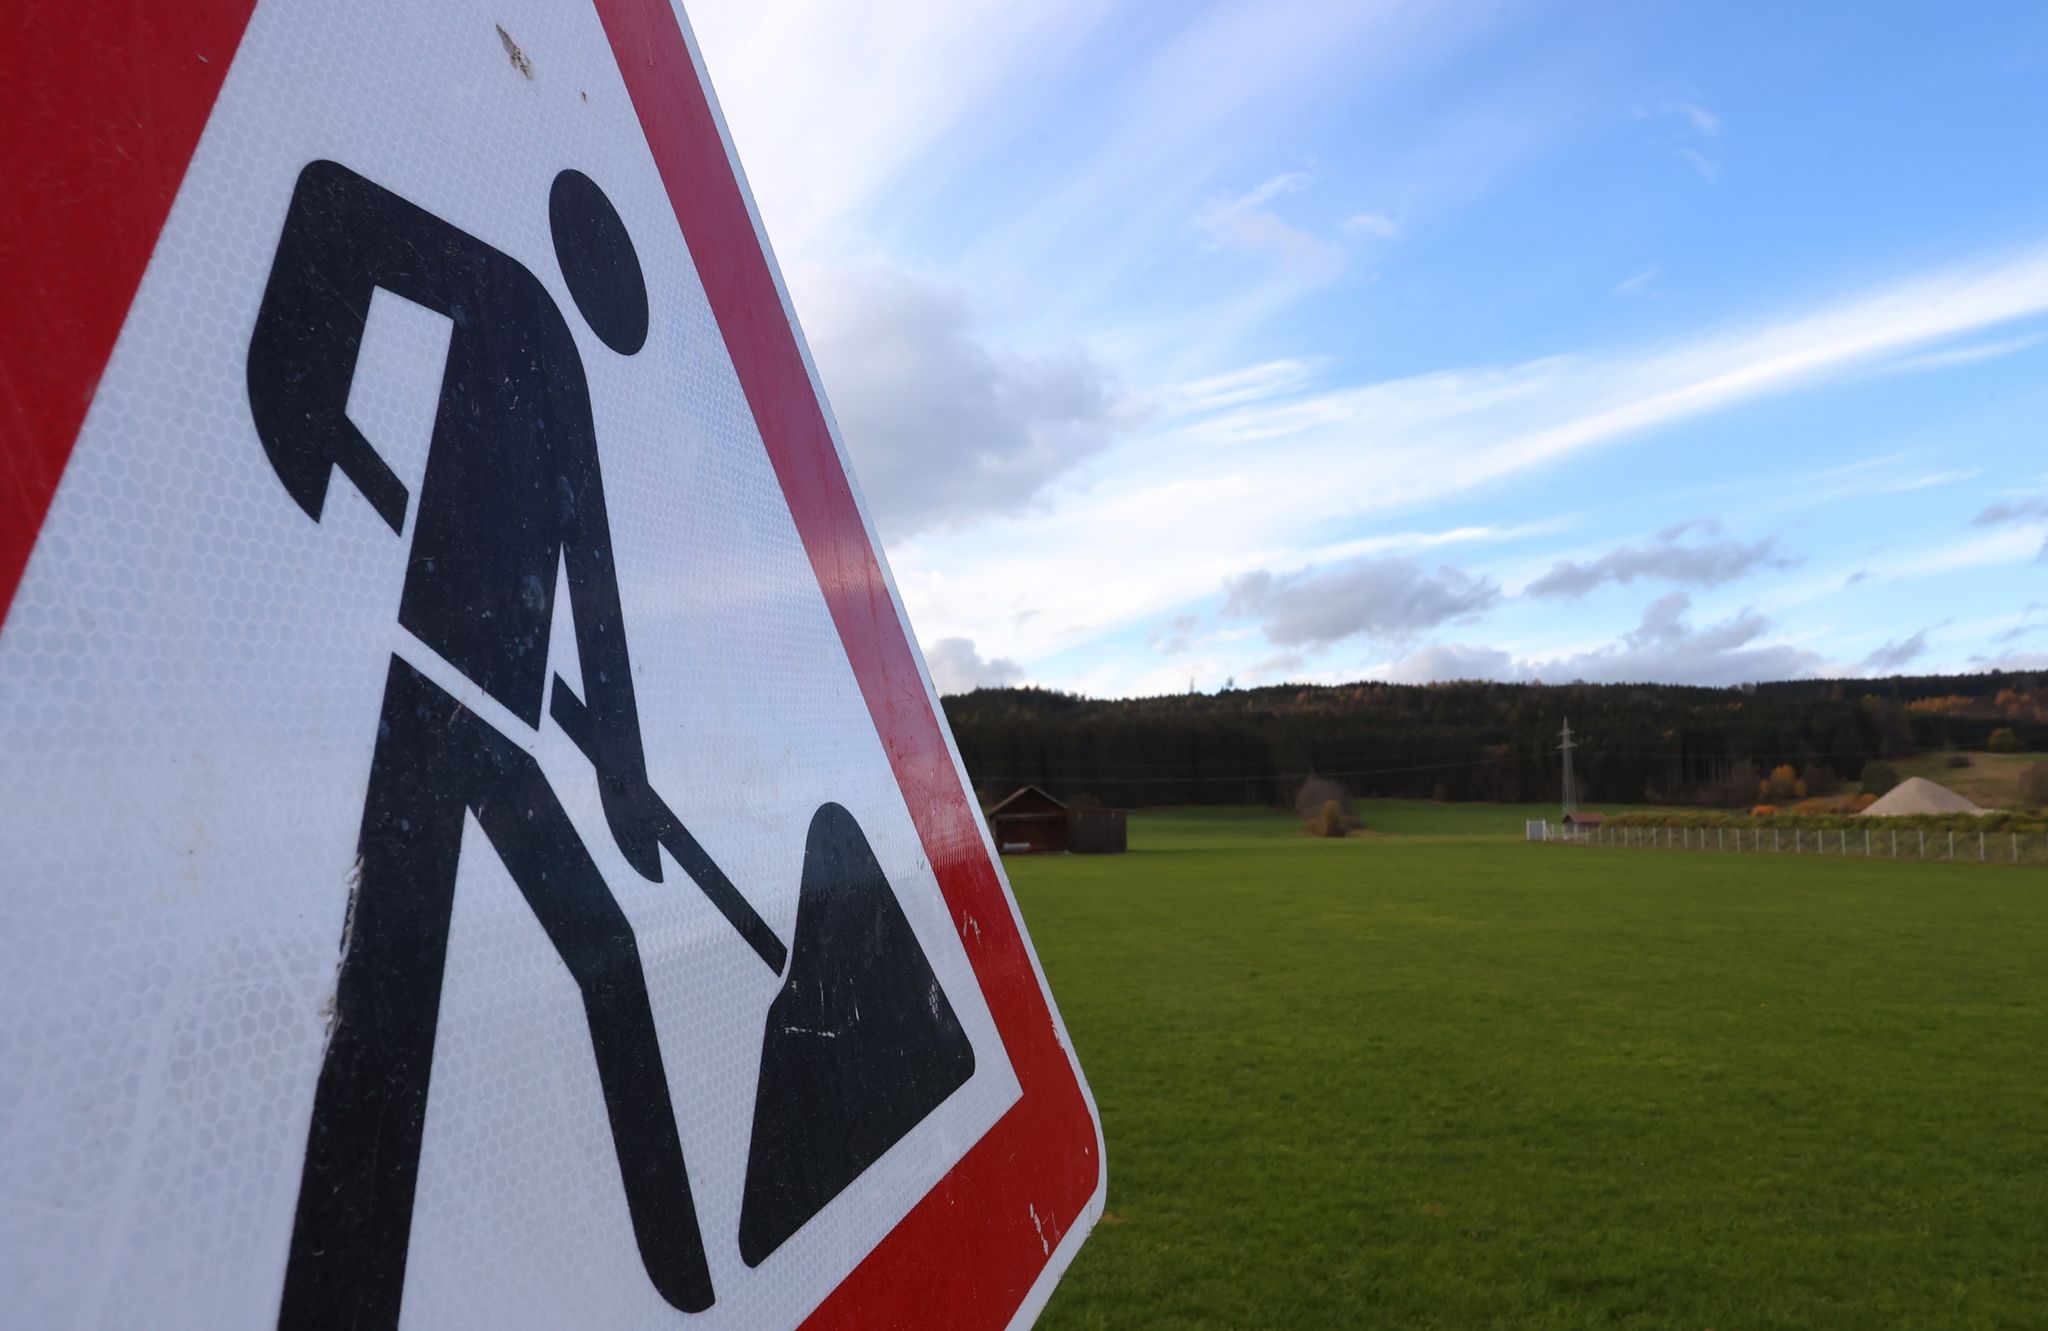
[
  {"left": 1760, "top": 763, "right": 1803, "bottom": 803},
  {"left": 1988, "top": 727, "right": 2021, "bottom": 753}
]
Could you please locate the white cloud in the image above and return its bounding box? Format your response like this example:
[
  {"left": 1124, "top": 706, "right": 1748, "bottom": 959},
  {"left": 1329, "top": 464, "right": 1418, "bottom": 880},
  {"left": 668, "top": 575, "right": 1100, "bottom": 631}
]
[
  {"left": 1969, "top": 650, "right": 2048, "bottom": 671},
  {"left": 1524, "top": 521, "right": 1795, "bottom": 598},
  {"left": 1383, "top": 593, "right": 1824, "bottom": 687},
  {"left": 1974, "top": 495, "right": 2048, "bottom": 526},
  {"left": 1223, "top": 556, "right": 1500, "bottom": 648},
  {"left": 1198, "top": 174, "right": 1343, "bottom": 278},
  {"left": 1671, "top": 101, "right": 1721, "bottom": 135},
  {"left": 685, "top": 0, "right": 1109, "bottom": 256},
  {"left": 1344, "top": 212, "right": 1402, "bottom": 238},
  {"left": 1645, "top": 99, "right": 1722, "bottom": 179},
  {"left": 1381, "top": 642, "right": 1516, "bottom": 683},
  {"left": 1162, "top": 359, "right": 1324, "bottom": 413},
  {"left": 799, "top": 257, "right": 1130, "bottom": 538},
  {"left": 922, "top": 637, "right": 1024, "bottom": 695},
  {"left": 1893, "top": 330, "right": 2047, "bottom": 372},
  {"left": 1862, "top": 629, "right": 1932, "bottom": 671},
  {"left": 1614, "top": 267, "right": 1660, "bottom": 298},
  {"left": 889, "top": 240, "right": 2048, "bottom": 689}
]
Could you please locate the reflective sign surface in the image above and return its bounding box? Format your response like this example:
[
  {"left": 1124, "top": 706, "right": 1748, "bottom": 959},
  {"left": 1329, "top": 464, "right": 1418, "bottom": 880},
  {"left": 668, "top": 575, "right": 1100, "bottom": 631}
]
[{"left": 0, "top": 3, "right": 1102, "bottom": 1326}]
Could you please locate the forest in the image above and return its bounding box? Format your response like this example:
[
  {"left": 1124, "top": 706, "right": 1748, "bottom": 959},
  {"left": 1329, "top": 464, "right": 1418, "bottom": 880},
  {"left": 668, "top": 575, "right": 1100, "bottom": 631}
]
[{"left": 939, "top": 671, "right": 2048, "bottom": 808}]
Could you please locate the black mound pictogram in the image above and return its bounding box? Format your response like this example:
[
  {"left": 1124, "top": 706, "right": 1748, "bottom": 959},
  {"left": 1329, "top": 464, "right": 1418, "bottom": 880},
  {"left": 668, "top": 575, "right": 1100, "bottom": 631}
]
[{"left": 738, "top": 802, "right": 977, "bottom": 1267}]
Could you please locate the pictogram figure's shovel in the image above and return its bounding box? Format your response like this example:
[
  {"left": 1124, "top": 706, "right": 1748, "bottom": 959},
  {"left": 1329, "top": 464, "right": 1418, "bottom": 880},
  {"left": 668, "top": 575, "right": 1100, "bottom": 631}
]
[
  {"left": 644, "top": 795, "right": 975, "bottom": 1266},
  {"left": 736, "top": 803, "right": 975, "bottom": 1266}
]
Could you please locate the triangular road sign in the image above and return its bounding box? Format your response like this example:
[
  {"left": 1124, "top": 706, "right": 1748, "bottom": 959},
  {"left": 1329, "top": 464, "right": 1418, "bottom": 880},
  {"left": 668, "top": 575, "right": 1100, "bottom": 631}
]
[{"left": 0, "top": 3, "right": 1104, "bottom": 1327}]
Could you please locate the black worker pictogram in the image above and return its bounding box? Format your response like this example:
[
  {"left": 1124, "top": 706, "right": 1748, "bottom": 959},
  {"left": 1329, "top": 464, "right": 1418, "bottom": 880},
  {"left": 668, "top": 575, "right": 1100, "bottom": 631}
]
[{"left": 246, "top": 161, "right": 975, "bottom": 1330}]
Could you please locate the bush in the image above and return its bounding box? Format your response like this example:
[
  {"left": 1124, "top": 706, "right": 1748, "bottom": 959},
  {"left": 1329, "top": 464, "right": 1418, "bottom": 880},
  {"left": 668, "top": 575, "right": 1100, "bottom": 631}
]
[
  {"left": 2021, "top": 763, "right": 2048, "bottom": 809},
  {"left": 1801, "top": 763, "right": 1842, "bottom": 797},
  {"left": 1760, "top": 764, "right": 1803, "bottom": 803},
  {"left": 1859, "top": 761, "right": 1900, "bottom": 798},
  {"left": 1988, "top": 727, "right": 2021, "bottom": 754},
  {"left": 1293, "top": 776, "right": 1355, "bottom": 821},
  {"left": 1750, "top": 804, "right": 1780, "bottom": 817},
  {"left": 1305, "top": 799, "right": 1358, "bottom": 838},
  {"left": 1947, "top": 752, "right": 1973, "bottom": 769}
]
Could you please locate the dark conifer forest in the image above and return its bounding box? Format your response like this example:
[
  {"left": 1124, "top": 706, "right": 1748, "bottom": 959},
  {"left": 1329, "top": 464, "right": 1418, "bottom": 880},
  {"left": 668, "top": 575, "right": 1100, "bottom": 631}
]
[{"left": 940, "top": 673, "right": 2048, "bottom": 808}]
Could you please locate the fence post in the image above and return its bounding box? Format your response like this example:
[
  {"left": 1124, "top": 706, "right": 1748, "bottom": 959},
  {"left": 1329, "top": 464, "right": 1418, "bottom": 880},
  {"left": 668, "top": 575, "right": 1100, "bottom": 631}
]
[
  {"left": 1864, "top": 828, "right": 1870, "bottom": 857},
  {"left": 1774, "top": 829, "right": 1781, "bottom": 853},
  {"left": 1948, "top": 831, "right": 1955, "bottom": 861},
  {"left": 1919, "top": 830, "right": 1925, "bottom": 859},
  {"left": 1979, "top": 832, "right": 1985, "bottom": 863},
  {"left": 1795, "top": 829, "right": 1801, "bottom": 854}
]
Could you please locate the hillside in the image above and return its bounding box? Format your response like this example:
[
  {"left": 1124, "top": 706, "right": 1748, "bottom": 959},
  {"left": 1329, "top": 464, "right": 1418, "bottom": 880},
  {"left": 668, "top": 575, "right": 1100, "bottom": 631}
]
[
  {"left": 1888, "top": 749, "right": 2037, "bottom": 810},
  {"left": 940, "top": 672, "right": 2047, "bottom": 808}
]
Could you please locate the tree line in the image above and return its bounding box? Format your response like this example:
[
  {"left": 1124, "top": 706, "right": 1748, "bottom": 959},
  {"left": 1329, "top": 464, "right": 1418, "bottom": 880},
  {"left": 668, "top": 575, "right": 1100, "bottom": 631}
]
[{"left": 939, "top": 672, "right": 2048, "bottom": 809}]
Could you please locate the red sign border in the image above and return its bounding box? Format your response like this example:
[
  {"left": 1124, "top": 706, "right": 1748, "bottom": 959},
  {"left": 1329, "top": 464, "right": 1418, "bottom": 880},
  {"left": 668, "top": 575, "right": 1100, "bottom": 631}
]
[{"left": 0, "top": 1, "right": 1104, "bottom": 1326}]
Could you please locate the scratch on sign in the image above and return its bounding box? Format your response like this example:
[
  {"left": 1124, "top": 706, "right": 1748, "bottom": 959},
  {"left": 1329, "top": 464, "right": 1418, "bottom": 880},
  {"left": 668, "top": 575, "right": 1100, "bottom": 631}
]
[{"left": 495, "top": 24, "right": 534, "bottom": 79}]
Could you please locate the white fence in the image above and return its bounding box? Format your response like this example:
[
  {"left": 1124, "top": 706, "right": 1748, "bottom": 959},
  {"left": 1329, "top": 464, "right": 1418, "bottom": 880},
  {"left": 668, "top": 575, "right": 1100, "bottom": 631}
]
[{"left": 1530, "top": 820, "right": 2048, "bottom": 867}]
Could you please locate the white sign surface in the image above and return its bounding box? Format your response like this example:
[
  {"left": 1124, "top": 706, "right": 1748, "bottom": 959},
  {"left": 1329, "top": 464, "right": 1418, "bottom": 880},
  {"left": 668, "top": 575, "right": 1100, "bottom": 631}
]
[{"left": 0, "top": 3, "right": 1103, "bottom": 1327}]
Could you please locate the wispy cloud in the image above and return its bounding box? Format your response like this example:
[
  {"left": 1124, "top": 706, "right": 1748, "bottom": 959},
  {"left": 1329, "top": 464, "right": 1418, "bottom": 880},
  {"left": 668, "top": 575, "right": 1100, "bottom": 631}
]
[
  {"left": 1162, "top": 360, "right": 1324, "bottom": 414},
  {"left": 1198, "top": 173, "right": 1344, "bottom": 277},
  {"left": 892, "top": 240, "right": 2048, "bottom": 685},
  {"left": 1974, "top": 495, "right": 2048, "bottom": 526},
  {"left": 1382, "top": 593, "right": 1824, "bottom": 687},
  {"left": 1893, "top": 330, "right": 2047, "bottom": 373},
  {"left": 1643, "top": 98, "right": 1723, "bottom": 179},
  {"left": 1524, "top": 522, "right": 1795, "bottom": 598},
  {"left": 1344, "top": 212, "right": 1402, "bottom": 239},
  {"left": 1614, "top": 267, "right": 1660, "bottom": 298},
  {"left": 688, "top": 0, "right": 1110, "bottom": 256},
  {"left": 1862, "top": 629, "right": 1932, "bottom": 671},
  {"left": 1671, "top": 100, "right": 1722, "bottom": 135}
]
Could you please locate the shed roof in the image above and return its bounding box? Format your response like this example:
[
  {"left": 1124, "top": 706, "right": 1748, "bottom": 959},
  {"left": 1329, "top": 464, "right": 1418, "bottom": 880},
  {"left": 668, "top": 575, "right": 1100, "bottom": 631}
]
[{"left": 986, "top": 785, "right": 1068, "bottom": 817}]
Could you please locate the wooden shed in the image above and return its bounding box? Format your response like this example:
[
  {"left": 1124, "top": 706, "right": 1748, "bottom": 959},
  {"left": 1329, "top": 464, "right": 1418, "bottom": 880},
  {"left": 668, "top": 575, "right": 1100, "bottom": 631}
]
[
  {"left": 988, "top": 785, "right": 1070, "bottom": 854},
  {"left": 1065, "top": 806, "right": 1128, "bottom": 855},
  {"left": 986, "top": 786, "right": 1128, "bottom": 855},
  {"left": 1562, "top": 811, "right": 1607, "bottom": 828}
]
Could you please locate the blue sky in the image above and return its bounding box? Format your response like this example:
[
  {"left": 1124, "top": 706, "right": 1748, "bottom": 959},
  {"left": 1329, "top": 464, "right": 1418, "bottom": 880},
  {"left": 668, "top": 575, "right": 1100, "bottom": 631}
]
[{"left": 688, "top": 0, "right": 2048, "bottom": 696}]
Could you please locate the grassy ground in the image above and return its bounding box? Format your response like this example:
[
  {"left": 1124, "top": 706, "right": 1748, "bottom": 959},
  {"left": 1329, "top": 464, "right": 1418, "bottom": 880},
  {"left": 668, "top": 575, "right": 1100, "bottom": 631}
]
[
  {"left": 1890, "top": 750, "right": 2038, "bottom": 810},
  {"left": 1018, "top": 803, "right": 2048, "bottom": 1330}
]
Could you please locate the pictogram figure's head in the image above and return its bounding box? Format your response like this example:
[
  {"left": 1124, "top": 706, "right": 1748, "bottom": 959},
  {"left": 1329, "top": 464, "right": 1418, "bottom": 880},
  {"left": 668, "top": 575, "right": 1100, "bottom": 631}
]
[{"left": 551, "top": 169, "right": 649, "bottom": 355}]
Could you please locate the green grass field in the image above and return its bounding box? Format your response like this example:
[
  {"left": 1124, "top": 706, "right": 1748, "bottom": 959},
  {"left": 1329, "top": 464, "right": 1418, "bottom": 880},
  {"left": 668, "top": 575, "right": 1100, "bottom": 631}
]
[{"left": 1016, "top": 804, "right": 2048, "bottom": 1330}]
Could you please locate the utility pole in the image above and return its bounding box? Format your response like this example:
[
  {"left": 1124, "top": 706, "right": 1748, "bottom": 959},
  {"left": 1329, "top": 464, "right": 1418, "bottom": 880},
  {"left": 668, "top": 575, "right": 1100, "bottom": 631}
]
[{"left": 1559, "top": 718, "right": 1578, "bottom": 817}]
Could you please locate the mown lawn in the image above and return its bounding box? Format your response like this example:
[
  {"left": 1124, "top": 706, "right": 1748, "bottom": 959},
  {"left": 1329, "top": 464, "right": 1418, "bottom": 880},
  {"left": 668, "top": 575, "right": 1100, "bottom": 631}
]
[{"left": 1017, "top": 804, "right": 2048, "bottom": 1330}]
